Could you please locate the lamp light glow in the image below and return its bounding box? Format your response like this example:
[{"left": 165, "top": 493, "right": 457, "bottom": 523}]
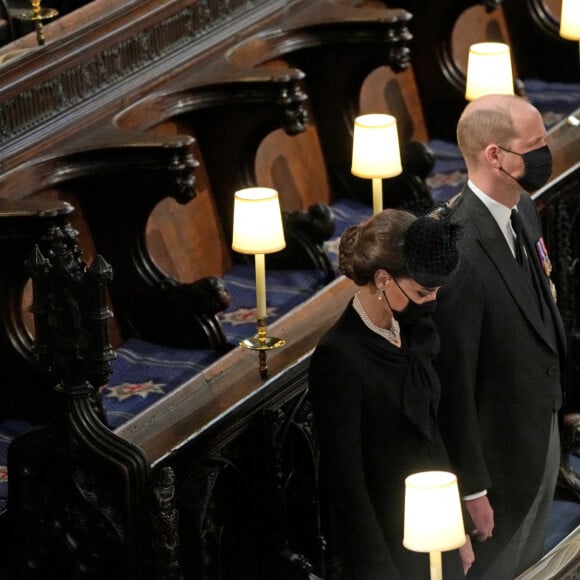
[
  {"left": 232, "top": 187, "right": 286, "bottom": 256},
  {"left": 465, "top": 42, "right": 514, "bottom": 101},
  {"left": 232, "top": 187, "right": 286, "bottom": 379},
  {"left": 404, "top": 471, "right": 466, "bottom": 580},
  {"left": 560, "top": 0, "right": 580, "bottom": 40},
  {"left": 351, "top": 114, "right": 402, "bottom": 214}
]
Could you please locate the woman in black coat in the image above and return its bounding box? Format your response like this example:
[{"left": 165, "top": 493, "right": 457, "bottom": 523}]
[{"left": 309, "top": 209, "right": 467, "bottom": 579}]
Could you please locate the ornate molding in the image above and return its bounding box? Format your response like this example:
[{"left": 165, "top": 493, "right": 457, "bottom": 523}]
[{"left": 0, "top": 0, "right": 283, "bottom": 150}]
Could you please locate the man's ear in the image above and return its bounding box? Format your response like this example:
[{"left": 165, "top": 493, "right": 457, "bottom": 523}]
[{"left": 485, "top": 143, "right": 502, "bottom": 168}]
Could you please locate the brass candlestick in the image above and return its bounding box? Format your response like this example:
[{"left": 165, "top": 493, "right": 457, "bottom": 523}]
[
  {"left": 239, "top": 317, "right": 285, "bottom": 380},
  {"left": 232, "top": 188, "right": 287, "bottom": 381},
  {"left": 14, "top": 0, "right": 58, "bottom": 46}
]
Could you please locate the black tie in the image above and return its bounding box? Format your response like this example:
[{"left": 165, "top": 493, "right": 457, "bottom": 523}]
[
  {"left": 510, "top": 209, "right": 537, "bottom": 298},
  {"left": 511, "top": 209, "right": 550, "bottom": 322},
  {"left": 510, "top": 209, "right": 524, "bottom": 265},
  {"left": 510, "top": 209, "right": 525, "bottom": 265}
]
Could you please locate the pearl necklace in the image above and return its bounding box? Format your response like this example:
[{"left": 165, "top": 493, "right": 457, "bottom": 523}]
[{"left": 353, "top": 293, "right": 401, "bottom": 345}]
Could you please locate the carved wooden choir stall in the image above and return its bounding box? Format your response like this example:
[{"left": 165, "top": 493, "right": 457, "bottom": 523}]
[{"left": 0, "top": 0, "right": 578, "bottom": 578}]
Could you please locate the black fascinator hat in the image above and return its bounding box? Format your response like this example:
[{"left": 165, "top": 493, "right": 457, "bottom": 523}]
[{"left": 402, "top": 214, "right": 462, "bottom": 288}]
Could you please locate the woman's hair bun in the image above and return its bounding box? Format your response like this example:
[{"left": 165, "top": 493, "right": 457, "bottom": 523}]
[{"left": 338, "top": 224, "right": 360, "bottom": 281}]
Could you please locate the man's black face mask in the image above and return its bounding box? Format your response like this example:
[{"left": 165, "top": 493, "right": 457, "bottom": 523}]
[{"left": 499, "top": 144, "right": 553, "bottom": 192}]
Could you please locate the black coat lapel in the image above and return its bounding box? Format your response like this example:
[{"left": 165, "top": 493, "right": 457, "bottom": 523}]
[{"left": 462, "top": 190, "right": 558, "bottom": 353}]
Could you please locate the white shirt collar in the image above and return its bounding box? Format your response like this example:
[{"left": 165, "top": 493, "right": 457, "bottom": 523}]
[{"left": 468, "top": 180, "right": 517, "bottom": 257}]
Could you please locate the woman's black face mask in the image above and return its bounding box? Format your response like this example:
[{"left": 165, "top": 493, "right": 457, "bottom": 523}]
[
  {"left": 383, "top": 278, "right": 437, "bottom": 327},
  {"left": 499, "top": 144, "right": 553, "bottom": 192}
]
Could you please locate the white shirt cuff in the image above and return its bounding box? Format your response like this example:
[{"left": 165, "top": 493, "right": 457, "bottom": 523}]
[{"left": 463, "top": 490, "right": 487, "bottom": 501}]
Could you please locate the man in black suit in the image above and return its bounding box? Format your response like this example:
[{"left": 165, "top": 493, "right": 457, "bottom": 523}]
[{"left": 433, "top": 94, "right": 567, "bottom": 579}]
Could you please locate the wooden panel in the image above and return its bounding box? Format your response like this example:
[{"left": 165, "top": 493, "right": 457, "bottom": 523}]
[
  {"left": 255, "top": 124, "right": 332, "bottom": 212},
  {"left": 146, "top": 194, "right": 232, "bottom": 283},
  {"left": 360, "top": 65, "right": 429, "bottom": 143},
  {"left": 451, "top": 4, "right": 512, "bottom": 75},
  {"left": 144, "top": 120, "right": 232, "bottom": 282}
]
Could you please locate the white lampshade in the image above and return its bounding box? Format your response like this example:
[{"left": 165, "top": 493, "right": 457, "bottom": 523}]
[
  {"left": 351, "top": 114, "right": 403, "bottom": 179},
  {"left": 560, "top": 0, "right": 580, "bottom": 40},
  {"left": 232, "top": 187, "right": 286, "bottom": 254},
  {"left": 465, "top": 42, "right": 514, "bottom": 101},
  {"left": 403, "top": 471, "right": 466, "bottom": 553}
]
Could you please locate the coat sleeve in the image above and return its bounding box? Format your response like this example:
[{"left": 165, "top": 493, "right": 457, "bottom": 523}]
[
  {"left": 308, "top": 341, "right": 400, "bottom": 579},
  {"left": 432, "top": 256, "right": 493, "bottom": 498}
]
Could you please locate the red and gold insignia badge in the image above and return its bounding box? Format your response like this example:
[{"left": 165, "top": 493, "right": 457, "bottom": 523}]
[
  {"left": 535, "top": 237, "right": 557, "bottom": 302},
  {"left": 535, "top": 237, "right": 552, "bottom": 276}
]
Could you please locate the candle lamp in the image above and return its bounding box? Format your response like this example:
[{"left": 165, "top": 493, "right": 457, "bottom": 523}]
[
  {"left": 13, "top": 0, "right": 58, "bottom": 46},
  {"left": 232, "top": 187, "right": 286, "bottom": 379},
  {"left": 465, "top": 42, "right": 515, "bottom": 101},
  {"left": 560, "top": 0, "right": 580, "bottom": 64},
  {"left": 404, "top": 471, "right": 466, "bottom": 580},
  {"left": 351, "top": 114, "right": 402, "bottom": 214}
]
